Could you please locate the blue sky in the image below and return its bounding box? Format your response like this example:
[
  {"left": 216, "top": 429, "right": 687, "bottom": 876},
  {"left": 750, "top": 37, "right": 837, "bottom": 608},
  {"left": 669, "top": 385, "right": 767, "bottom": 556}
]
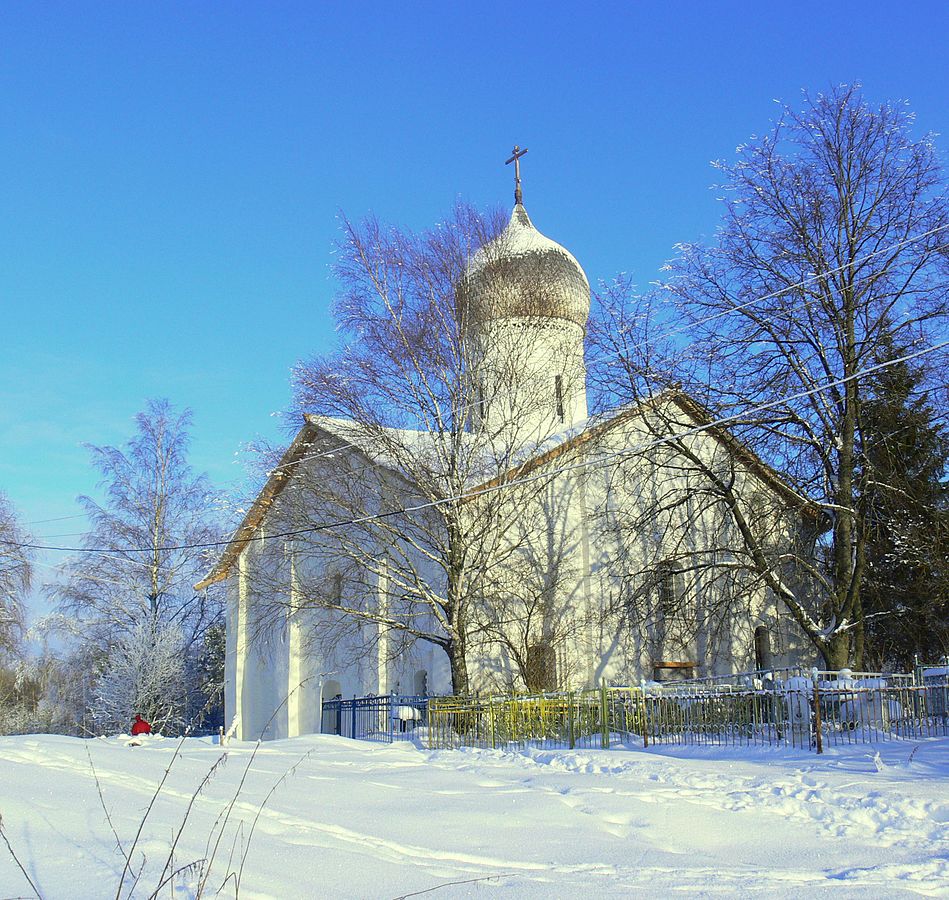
[{"left": 2, "top": 2, "right": 948, "bottom": 614}]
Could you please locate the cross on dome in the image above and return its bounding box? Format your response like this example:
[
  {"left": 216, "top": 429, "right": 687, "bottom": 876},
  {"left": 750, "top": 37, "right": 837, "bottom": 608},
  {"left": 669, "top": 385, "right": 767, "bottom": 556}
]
[{"left": 505, "top": 145, "right": 528, "bottom": 205}]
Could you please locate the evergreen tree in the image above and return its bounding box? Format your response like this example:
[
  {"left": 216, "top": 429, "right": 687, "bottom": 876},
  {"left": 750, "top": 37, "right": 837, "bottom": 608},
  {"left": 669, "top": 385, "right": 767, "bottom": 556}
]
[
  {"left": 860, "top": 338, "right": 949, "bottom": 669},
  {"left": 192, "top": 620, "right": 225, "bottom": 730}
]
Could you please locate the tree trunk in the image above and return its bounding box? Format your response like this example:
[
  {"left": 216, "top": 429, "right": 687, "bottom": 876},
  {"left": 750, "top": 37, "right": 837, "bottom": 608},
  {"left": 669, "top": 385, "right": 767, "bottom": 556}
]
[
  {"left": 444, "top": 504, "right": 471, "bottom": 695},
  {"left": 447, "top": 639, "right": 469, "bottom": 695},
  {"left": 821, "top": 633, "right": 851, "bottom": 670}
]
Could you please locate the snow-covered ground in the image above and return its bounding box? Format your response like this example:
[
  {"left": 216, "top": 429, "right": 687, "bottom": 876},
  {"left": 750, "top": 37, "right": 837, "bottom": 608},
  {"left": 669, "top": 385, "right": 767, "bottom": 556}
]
[{"left": 1, "top": 733, "right": 947, "bottom": 898}]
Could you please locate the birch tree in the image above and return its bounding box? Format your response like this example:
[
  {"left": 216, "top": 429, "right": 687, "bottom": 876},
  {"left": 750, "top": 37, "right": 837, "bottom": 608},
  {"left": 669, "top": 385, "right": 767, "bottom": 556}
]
[
  {"left": 53, "top": 400, "right": 222, "bottom": 725},
  {"left": 0, "top": 494, "right": 32, "bottom": 657},
  {"left": 592, "top": 85, "right": 949, "bottom": 669},
  {"left": 250, "top": 203, "right": 584, "bottom": 693}
]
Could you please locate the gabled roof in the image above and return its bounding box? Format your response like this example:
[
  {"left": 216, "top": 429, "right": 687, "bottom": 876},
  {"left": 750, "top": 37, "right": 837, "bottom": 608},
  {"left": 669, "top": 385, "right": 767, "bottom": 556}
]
[
  {"left": 195, "top": 390, "right": 819, "bottom": 590},
  {"left": 195, "top": 415, "right": 441, "bottom": 590},
  {"left": 194, "top": 420, "right": 327, "bottom": 590},
  {"left": 467, "top": 390, "right": 820, "bottom": 518}
]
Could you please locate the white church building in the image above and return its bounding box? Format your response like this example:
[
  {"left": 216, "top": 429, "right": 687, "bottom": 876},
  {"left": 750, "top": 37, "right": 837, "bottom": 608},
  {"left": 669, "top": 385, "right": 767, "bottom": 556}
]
[{"left": 199, "top": 168, "right": 814, "bottom": 740}]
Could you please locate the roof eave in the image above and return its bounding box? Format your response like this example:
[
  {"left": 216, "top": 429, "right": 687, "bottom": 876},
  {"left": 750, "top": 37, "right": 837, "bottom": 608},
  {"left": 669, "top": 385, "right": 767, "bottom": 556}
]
[{"left": 193, "top": 420, "right": 321, "bottom": 591}]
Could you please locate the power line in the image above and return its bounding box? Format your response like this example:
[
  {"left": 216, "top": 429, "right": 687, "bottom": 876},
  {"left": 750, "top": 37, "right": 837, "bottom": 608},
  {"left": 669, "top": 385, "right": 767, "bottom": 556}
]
[
  {"left": 26, "top": 556, "right": 154, "bottom": 590},
  {"left": 281, "top": 224, "right": 949, "bottom": 435},
  {"left": 588, "top": 226, "right": 949, "bottom": 364},
  {"left": 269, "top": 235, "right": 949, "bottom": 479},
  {"left": 8, "top": 225, "right": 948, "bottom": 557},
  {"left": 24, "top": 513, "right": 89, "bottom": 526},
  {"left": 3, "top": 336, "right": 946, "bottom": 557}
]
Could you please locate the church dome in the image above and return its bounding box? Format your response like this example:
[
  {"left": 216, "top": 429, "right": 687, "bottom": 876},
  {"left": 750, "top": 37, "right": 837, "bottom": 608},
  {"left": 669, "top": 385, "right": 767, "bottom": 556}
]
[{"left": 462, "top": 203, "right": 590, "bottom": 331}]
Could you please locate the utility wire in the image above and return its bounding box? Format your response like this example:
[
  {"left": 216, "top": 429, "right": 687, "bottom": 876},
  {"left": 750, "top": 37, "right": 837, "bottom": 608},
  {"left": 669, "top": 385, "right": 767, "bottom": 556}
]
[
  {"left": 24, "top": 513, "right": 89, "bottom": 526},
  {"left": 587, "top": 225, "right": 949, "bottom": 363},
  {"left": 11, "top": 225, "right": 949, "bottom": 554},
  {"left": 4, "top": 337, "right": 946, "bottom": 557},
  {"left": 258, "top": 232, "right": 949, "bottom": 478}
]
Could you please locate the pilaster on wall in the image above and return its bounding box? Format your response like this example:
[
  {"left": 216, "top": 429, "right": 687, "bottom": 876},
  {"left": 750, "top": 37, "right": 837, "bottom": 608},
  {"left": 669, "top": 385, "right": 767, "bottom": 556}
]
[
  {"left": 577, "top": 476, "right": 596, "bottom": 687},
  {"left": 376, "top": 559, "right": 389, "bottom": 693},
  {"left": 287, "top": 547, "right": 303, "bottom": 737},
  {"left": 236, "top": 550, "right": 249, "bottom": 740}
]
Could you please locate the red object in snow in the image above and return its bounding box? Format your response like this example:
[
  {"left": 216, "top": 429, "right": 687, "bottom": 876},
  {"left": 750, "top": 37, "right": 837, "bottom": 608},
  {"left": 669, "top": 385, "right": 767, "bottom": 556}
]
[{"left": 131, "top": 715, "right": 152, "bottom": 736}]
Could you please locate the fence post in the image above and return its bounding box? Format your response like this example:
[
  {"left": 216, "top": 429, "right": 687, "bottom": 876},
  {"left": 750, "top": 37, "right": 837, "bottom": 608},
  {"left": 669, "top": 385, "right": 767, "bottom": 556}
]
[
  {"left": 812, "top": 676, "right": 823, "bottom": 754},
  {"left": 640, "top": 683, "right": 649, "bottom": 749},
  {"left": 390, "top": 691, "right": 397, "bottom": 743},
  {"left": 600, "top": 681, "right": 609, "bottom": 750},
  {"left": 351, "top": 695, "right": 357, "bottom": 740},
  {"left": 568, "top": 691, "right": 575, "bottom": 749}
]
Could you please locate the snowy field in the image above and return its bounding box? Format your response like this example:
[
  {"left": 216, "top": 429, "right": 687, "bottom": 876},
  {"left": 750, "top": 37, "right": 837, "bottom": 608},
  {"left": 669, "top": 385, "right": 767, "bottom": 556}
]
[{"left": 1, "top": 733, "right": 947, "bottom": 898}]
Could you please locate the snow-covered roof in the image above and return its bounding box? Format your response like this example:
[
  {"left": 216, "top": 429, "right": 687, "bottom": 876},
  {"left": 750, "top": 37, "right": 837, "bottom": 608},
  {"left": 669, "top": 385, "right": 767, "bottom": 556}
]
[{"left": 196, "top": 391, "right": 819, "bottom": 591}]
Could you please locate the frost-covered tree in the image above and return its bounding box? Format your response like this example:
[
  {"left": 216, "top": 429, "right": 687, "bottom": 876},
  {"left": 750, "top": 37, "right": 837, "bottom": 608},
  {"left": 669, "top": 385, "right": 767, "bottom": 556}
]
[
  {"left": 55, "top": 400, "right": 221, "bottom": 647},
  {"left": 0, "top": 652, "right": 78, "bottom": 736},
  {"left": 52, "top": 400, "right": 222, "bottom": 730},
  {"left": 0, "top": 493, "right": 32, "bottom": 656},
  {"left": 91, "top": 619, "right": 187, "bottom": 733},
  {"left": 594, "top": 85, "right": 949, "bottom": 668}
]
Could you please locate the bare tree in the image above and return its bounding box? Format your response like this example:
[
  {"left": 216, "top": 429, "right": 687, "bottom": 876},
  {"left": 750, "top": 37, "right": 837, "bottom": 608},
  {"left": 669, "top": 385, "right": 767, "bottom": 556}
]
[
  {"left": 246, "top": 202, "right": 589, "bottom": 694},
  {"left": 591, "top": 85, "right": 949, "bottom": 669},
  {"left": 52, "top": 400, "right": 223, "bottom": 724},
  {"left": 0, "top": 494, "right": 32, "bottom": 657}
]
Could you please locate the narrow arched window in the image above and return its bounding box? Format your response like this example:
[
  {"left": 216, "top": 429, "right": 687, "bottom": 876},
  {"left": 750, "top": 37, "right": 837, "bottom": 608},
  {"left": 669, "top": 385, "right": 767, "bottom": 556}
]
[
  {"left": 554, "top": 374, "right": 565, "bottom": 421},
  {"left": 655, "top": 561, "right": 682, "bottom": 619},
  {"left": 324, "top": 570, "right": 343, "bottom": 607}
]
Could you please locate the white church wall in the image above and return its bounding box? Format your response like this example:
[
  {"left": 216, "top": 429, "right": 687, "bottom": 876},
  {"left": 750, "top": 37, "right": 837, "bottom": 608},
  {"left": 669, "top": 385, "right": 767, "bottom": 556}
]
[
  {"left": 461, "top": 456, "right": 597, "bottom": 693},
  {"left": 237, "top": 535, "right": 291, "bottom": 741},
  {"left": 223, "top": 396, "right": 815, "bottom": 740},
  {"left": 575, "top": 404, "right": 812, "bottom": 685},
  {"left": 260, "top": 450, "right": 453, "bottom": 721}
]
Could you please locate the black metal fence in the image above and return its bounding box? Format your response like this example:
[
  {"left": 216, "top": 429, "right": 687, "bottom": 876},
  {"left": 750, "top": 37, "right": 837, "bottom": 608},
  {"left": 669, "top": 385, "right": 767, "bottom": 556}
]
[
  {"left": 320, "top": 673, "right": 949, "bottom": 755},
  {"left": 320, "top": 694, "right": 428, "bottom": 743},
  {"left": 639, "top": 682, "right": 949, "bottom": 751}
]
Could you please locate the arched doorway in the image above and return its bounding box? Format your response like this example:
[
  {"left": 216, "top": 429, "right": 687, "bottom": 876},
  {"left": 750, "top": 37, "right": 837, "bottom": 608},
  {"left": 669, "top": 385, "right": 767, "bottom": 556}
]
[
  {"left": 413, "top": 670, "right": 428, "bottom": 697},
  {"left": 321, "top": 679, "right": 343, "bottom": 735}
]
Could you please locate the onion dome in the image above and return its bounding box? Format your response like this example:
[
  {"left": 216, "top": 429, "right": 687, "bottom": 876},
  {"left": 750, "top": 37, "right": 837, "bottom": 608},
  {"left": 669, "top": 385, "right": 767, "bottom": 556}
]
[{"left": 462, "top": 203, "right": 590, "bottom": 331}]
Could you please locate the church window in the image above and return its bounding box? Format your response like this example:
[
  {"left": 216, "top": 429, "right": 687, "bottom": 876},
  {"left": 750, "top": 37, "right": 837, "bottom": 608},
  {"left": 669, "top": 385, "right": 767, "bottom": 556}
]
[
  {"left": 754, "top": 625, "right": 773, "bottom": 670},
  {"left": 326, "top": 571, "right": 343, "bottom": 607},
  {"left": 652, "top": 560, "right": 694, "bottom": 654},
  {"left": 555, "top": 374, "right": 565, "bottom": 421},
  {"left": 655, "top": 561, "right": 683, "bottom": 619},
  {"left": 413, "top": 670, "right": 428, "bottom": 696}
]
